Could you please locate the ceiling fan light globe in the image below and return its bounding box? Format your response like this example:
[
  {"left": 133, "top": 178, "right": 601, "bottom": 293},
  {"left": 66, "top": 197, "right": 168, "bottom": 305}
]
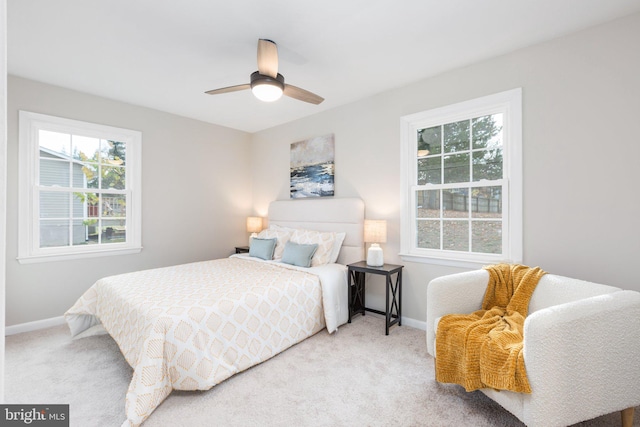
[
  {"left": 250, "top": 71, "right": 285, "bottom": 102},
  {"left": 252, "top": 83, "right": 283, "bottom": 102}
]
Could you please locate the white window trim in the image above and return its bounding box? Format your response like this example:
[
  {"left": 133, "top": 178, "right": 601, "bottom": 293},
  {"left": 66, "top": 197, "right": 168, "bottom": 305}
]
[
  {"left": 18, "top": 111, "right": 142, "bottom": 263},
  {"left": 399, "top": 88, "right": 522, "bottom": 268}
]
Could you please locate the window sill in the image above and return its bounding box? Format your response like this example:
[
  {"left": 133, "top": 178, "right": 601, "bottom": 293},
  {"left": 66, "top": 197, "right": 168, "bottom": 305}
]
[
  {"left": 17, "top": 246, "right": 142, "bottom": 264},
  {"left": 399, "top": 252, "right": 516, "bottom": 269}
]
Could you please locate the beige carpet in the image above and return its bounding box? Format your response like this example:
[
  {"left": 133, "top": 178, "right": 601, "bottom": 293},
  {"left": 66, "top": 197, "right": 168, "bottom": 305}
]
[{"left": 5, "top": 315, "right": 637, "bottom": 427}]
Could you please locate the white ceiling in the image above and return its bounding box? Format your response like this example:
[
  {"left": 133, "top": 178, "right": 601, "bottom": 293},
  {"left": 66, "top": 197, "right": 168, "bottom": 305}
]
[{"left": 8, "top": 0, "right": 640, "bottom": 133}]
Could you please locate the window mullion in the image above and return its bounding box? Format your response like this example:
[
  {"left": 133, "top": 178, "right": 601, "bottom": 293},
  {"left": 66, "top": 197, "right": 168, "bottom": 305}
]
[
  {"left": 439, "top": 124, "right": 444, "bottom": 251},
  {"left": 469, "top": 118, "right": 474, "bottom": 184}
]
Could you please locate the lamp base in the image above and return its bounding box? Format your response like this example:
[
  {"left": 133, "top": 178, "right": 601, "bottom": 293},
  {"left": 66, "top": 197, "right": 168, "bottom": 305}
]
[{"left": 367, "top": 243, "right": 384, "bottom": 267}]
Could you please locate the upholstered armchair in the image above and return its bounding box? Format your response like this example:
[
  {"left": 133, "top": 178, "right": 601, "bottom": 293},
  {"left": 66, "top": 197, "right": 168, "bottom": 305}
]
[{"left": 426, "top": 269, "right": 640, "bottom": 427}]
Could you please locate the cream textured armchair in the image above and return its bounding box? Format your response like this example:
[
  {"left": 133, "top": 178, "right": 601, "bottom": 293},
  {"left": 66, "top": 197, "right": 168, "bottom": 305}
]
[{"left": 426, "top": 269, "right": 640, "bottom": 427}]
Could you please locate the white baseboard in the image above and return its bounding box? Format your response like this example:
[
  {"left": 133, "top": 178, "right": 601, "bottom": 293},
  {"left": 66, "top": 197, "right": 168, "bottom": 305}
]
[
  {"left": 401, "top": 316, "right": 426, "bottom": 331},
  {"left": 359, "top": 310, "right": 426, "bottom": 331},
  {"left": 5, "top": 316, "right": 66, "bottom": 336}
]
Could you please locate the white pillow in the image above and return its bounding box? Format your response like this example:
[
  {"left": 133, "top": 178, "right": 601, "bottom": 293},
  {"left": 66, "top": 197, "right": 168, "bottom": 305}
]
[
  {"left": 256, "top": 228, "right": 292, "bottom": 260},
  {"left": 290, "top": 228, "right": 336, "bottom": 267},
  {"left": 329, "top": 232, "right": 346, "bottom": 263}
]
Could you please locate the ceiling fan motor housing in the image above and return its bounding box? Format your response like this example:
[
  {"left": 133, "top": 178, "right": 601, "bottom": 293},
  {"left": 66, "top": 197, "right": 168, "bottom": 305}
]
[{"left": 250, "top": 71, "right": 285, "bottom": 90}]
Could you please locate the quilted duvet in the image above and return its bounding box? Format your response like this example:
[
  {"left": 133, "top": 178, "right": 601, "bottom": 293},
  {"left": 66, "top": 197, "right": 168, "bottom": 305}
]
[{"left": 65, "top": 256, "right": 337, "bottom": 426}]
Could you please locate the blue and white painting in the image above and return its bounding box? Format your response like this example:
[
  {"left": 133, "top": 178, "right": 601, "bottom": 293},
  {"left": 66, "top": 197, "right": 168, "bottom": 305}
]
[{"left": 290, "top": 134, "right": 335, "bottom": 198}]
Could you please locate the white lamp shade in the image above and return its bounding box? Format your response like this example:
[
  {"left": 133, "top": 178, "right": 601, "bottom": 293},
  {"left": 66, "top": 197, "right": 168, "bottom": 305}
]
[
  {"left": 364, "top": 220, "right": 387, "bottom": 243},
  {"left": 246, "top": 216, "right": 263, "bottom": 234}
]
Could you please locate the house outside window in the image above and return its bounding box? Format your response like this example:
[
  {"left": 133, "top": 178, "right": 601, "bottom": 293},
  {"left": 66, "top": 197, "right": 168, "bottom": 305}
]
[
  {"left": 18, "top": 111, "right": 142, "bottom": 263},
  {"left": 400, "top": 89, "right": 522, "bottom": 267}
]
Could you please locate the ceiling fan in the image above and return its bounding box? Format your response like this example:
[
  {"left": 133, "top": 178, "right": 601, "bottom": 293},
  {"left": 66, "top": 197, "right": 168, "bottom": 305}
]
[{"left": 205, "top": 39, "right": 324, "bottom": 105}]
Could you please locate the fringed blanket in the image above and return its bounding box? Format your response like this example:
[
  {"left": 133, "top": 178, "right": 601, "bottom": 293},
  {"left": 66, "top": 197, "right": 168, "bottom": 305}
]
[{"left": 435, "top": 264, "right": 546, "bottom": 393}]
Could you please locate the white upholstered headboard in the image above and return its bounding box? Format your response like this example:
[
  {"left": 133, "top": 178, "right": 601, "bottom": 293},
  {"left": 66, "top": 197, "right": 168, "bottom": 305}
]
[{"left": 268, "top": 198, "right": 364, "bottom": 265}]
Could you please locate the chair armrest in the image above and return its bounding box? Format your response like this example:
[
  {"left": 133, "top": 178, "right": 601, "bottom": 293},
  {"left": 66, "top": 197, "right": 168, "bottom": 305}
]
[
  {"left": 426, "top": 269, "right": 488, "bottom": 356},
  {"left": 522, "top": 290, "right": 640, "bottom": 426}
]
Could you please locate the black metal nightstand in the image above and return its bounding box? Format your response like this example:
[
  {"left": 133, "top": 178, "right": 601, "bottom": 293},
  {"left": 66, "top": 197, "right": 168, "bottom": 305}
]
[
  {"left": 347, "top": 261, "right": 404, "bottom": 335},
  {"left": 235, "top": 246, "right": 250, "bottom": 254}
]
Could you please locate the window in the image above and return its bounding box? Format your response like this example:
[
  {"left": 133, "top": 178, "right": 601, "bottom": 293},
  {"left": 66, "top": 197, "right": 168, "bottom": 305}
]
[
  {"left": 18, "top": 111, "right": 142, "bottom": 263},
  {"left": 400, "top": 89, "right": 522, "bottom": 267}
]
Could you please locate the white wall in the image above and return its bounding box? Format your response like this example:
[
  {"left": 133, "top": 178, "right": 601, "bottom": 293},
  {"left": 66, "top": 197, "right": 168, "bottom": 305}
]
[
  {"left": 6, "top": 76, "right": 252, "bottom": 326},
  {"left": 1, "top": 0, "right": 7, "bottom": 401},
  {"left": 251, "top": 13, "right": 640, "bottom": 323}
]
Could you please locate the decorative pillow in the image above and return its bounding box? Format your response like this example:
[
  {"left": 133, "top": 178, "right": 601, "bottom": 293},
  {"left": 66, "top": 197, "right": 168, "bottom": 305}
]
[
  {"left": 329, "top": 232, "right": 346, "bottom": 264},
  {"left": 249, "top": 237, "right": 277, "bottom": 260},
  {"left": 256, "top": 228, "right": 292, "bottom": 260},
  {"left": 281, "top": 241, "right": 318, "bottom": 268},
  {"left": 290, "top": 229, "right": 336, "bottom": 267}
]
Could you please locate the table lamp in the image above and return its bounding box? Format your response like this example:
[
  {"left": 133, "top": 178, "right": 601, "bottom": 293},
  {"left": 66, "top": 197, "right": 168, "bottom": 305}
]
[
  {"left": 364, "top": 219, "right": 387, "bottom": 267},
  {"left": 246, "top": 216, "right": 263, "bottom": 243}
]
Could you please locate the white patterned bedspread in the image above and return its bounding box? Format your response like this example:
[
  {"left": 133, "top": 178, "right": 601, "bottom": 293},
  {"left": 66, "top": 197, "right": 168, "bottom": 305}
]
[{"left": 64, "top": 256, "right": 348, "bottom": 426}]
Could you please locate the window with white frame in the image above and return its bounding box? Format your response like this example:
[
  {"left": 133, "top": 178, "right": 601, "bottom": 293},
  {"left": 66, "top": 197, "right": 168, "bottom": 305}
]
[
  {"left": 18, "top": 111, "right": 142, "bottom": 263},
  {"left": 400, "top": 89, "right": 522, "bottom": 267}
]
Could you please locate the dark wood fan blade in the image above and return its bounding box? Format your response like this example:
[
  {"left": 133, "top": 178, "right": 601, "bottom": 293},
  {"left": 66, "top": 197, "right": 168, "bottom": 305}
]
[
  {"left": 205, "top": 84, "right": 251, "bottom": 95},
  {"left": 257, "top": 39, "right": 278, "bottom": 79},
  {"left": 284, "top": 84, "right": 324, "bottom": 105}
]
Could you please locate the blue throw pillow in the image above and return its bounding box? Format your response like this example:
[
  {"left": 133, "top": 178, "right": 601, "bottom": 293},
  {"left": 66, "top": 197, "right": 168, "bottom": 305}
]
[
  {"left": 281, "top": 241, "right": 318, "bottom": 268},
  {"left": 249, "top": 237, "right": 277, "bottom": 260}
]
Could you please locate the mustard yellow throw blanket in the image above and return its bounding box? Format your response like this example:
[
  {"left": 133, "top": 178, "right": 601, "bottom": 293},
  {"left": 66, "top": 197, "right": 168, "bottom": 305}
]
[{"left": 435, "top": 264, "right": 547, "bottom": 393}]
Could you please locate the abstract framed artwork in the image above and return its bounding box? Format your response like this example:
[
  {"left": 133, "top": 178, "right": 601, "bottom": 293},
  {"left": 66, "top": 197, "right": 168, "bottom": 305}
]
[{"left": 290, "top": 134, "right": 335, "bottom": 198}]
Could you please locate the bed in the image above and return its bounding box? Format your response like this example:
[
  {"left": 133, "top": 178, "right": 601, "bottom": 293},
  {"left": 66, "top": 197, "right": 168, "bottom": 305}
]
[{"left": 64, "top": 198, "right": 365, "bottom": 427}]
